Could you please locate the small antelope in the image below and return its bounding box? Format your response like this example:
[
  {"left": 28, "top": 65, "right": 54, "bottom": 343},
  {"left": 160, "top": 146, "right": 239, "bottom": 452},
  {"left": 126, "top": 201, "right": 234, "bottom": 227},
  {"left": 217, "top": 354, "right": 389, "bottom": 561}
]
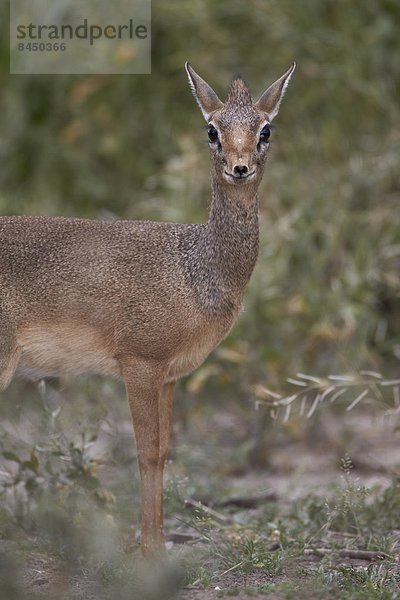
[{"left": 0, "top": 62, "right": 294, "bottom": 556}]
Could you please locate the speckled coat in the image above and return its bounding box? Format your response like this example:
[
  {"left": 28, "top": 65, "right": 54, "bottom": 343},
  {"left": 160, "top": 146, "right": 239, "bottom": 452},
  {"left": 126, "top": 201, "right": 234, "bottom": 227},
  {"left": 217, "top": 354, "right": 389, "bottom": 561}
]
[{"left": 0, "top": 62, "right": 295, "bottom": 555}]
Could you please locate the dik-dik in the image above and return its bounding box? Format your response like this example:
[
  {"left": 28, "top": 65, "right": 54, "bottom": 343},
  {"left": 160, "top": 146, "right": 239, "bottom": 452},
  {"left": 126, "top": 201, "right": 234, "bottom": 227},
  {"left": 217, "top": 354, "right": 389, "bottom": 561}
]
[{"left": 0, "top": 62, "right": 295, "bottom": 556}]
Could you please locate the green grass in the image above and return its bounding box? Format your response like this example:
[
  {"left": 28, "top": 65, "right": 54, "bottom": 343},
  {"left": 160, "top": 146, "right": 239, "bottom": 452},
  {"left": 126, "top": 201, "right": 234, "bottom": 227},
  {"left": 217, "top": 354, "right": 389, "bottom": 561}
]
[{"left": 177, "top": 474, "right": 400, "bottom": 599}]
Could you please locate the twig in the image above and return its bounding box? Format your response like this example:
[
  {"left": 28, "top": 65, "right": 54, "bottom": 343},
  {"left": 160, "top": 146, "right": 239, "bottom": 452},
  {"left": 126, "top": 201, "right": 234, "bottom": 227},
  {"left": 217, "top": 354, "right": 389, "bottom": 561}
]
[
  {"left": 303, "top": 547, "right": 391, "bottom": 561},
  {"left": 165, "top": 531, "right": 201, "bottom": 544},
  {"left": 215, "top": 491, "right": 277, "bottom": 509},
  {"left": 212, "top": 560, "right": 246, "bottom": 580},
  {"left": 184, "top": 498, "right": 232, "bottom": 524},
  {"left": 254, "top": 371, "right": 400, "bottom": 421}
]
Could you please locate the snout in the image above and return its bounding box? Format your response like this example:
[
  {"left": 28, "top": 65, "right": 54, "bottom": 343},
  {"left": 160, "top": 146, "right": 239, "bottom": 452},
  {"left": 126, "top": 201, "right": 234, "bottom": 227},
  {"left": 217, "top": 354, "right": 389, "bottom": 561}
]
[
  {"left": 224, "top": 163, "right": 256, "bottom": 183},
  {"left": 233, "top": 164, "right": 248, "bottom": 177}
]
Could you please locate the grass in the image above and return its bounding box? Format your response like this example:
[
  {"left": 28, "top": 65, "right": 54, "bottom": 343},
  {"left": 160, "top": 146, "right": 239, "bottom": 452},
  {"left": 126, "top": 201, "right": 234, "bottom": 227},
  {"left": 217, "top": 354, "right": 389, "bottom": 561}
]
[
  {"left": 177, "top": 471, "right": 400, "bottom": 599},
  {"left": 1, "top": 382, "right": 400, "bottom": 599}
]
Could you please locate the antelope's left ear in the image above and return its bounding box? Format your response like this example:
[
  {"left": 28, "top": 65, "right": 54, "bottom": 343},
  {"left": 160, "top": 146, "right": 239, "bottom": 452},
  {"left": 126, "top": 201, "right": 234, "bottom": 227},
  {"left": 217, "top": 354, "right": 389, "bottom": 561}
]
[{"left": 254, "top": 63, "right": 296, "bottom": 120}]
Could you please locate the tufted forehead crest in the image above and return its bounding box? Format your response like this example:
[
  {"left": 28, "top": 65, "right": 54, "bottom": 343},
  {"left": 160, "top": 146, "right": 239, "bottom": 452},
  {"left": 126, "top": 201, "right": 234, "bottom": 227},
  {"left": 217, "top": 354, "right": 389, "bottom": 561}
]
[
  {"left": 185, "top": 61, "right": 295, "bottom": 123},
  {"left": 225, "top": 76, "right": 253, "bottom": 108}
]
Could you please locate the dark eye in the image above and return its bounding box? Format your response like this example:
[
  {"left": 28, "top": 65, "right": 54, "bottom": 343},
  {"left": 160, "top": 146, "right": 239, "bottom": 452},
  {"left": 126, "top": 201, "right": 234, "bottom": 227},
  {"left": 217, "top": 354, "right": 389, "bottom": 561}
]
[
  {"left": 259, "top": 124, "right": 271, "bottom": 144},
  {"left": 208, "top": 125, "right": 219, "bottom": 143}
]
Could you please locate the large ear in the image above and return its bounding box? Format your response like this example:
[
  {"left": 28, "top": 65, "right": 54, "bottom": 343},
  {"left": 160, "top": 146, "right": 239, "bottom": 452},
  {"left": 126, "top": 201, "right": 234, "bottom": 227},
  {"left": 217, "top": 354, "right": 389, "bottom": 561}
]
[
  {"left": 185, "top": 62, "right": 224, "bottom": 122},
  {"left": 254, "top": 63, "right": 296, "bottom": 120}
]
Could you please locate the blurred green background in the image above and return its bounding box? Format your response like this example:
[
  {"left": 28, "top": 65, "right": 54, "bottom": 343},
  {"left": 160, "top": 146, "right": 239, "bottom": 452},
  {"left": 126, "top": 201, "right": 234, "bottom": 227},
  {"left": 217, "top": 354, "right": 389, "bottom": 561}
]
[
  {"left": 0, "top": 2, "right": 399, "bottom": 456},
  {"left": 1, "top": 0, "right": 399, "bottom": 397}
]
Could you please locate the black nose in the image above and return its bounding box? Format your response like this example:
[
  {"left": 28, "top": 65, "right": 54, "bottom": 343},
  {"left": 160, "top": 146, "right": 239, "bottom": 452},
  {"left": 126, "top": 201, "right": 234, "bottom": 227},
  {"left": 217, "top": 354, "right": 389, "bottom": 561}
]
[{"left": 233, "top": 164, "right": 249, "bottom": 177}]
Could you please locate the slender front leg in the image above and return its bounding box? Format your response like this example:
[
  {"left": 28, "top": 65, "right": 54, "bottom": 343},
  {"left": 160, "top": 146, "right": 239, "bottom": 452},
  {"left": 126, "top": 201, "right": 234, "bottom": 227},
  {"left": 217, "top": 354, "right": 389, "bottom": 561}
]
[
  {"left": 122, "top": 360, "right": 166, "bottom": 557},
  {"left": 155, "top": 381, "right": 176, "bottom": 548},
  {"left": 159, "top": 381, "right": 176, "bottom": 465}
]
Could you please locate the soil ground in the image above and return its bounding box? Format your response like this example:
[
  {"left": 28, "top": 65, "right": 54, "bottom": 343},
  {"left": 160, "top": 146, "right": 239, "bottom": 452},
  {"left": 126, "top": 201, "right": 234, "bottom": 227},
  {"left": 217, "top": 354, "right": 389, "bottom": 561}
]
[{"left": 1, "top": 387, "right": 399, "bottom": 599}]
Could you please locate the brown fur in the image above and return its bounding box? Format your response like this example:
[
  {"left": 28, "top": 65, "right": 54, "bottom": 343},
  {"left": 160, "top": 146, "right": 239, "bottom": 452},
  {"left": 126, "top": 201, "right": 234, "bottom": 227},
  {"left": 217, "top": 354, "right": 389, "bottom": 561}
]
[{"left": 0, "top": 62, "right": 295, "bottom": 556}]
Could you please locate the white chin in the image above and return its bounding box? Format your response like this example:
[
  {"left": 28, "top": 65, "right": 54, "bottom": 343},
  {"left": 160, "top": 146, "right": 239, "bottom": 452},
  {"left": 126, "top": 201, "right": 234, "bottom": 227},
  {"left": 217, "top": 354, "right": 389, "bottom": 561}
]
[{"left": 223, "top": 172, "right": 255, "bottom": 184}]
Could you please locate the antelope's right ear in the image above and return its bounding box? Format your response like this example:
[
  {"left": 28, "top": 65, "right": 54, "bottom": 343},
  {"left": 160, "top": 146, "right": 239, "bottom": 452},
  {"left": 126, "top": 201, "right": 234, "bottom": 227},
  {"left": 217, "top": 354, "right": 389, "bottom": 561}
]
[{"left": 185, "top": 62, "right": 224, "bottom": 121}]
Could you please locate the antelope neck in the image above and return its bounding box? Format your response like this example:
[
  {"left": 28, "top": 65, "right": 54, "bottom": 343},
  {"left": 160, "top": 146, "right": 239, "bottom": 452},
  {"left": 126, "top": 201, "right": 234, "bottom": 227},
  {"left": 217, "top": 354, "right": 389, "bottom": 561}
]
[{"left": 185, "top": 175, "right": 260, "bottom": 315}]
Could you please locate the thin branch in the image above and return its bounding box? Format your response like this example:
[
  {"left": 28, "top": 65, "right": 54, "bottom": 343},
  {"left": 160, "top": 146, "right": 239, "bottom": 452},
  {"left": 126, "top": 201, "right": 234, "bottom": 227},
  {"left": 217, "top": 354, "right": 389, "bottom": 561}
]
[
  {"left": 254, "top": 371, "right": 400, "bottom": 421},
  {"left": 215, "top": 492, "right": 277, "bottom": 509},
  {"left": 303, "top": 547, "right": 391, "bottom": 561},
  {"left": 184, "top": 498, "right": 232, "bottom": 524}
]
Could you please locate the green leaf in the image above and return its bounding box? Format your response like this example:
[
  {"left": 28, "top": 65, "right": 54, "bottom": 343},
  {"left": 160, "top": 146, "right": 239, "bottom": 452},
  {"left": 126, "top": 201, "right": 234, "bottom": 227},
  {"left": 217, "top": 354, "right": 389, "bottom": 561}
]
[
  {"left": 22, "top": 460, "right": 39, "bottom": 474},
  {"left": 2, "top": 451, "right": 21, "bottom": 463},
  {"left": 30, "top": 451, "right": 40, "bottom": 473}
]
